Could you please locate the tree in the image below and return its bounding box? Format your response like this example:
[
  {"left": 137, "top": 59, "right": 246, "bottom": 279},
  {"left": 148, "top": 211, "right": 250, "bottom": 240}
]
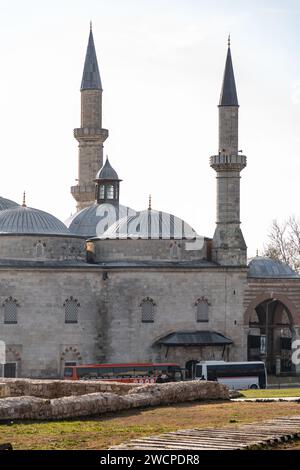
[{"left": 263, "top": 216, "right": 300, "bottom": 273}]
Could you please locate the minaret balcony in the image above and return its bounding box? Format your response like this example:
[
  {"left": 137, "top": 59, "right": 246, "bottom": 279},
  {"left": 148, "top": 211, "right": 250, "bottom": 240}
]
[
  {"left": 71, "top": 183, "right": 96, "bottom": 198},
  {"left": 210, "top": 153, "right": 247, "bottom": 171},
  {"left": 74, "top": 127, "right": 109, "bottom": 141}
]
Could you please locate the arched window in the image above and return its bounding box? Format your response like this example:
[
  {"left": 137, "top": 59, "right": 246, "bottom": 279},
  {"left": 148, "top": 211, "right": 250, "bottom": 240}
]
[
  {"left": 35, "top": 241, "right": 45, "bottom": 257},
  {"left": 3, "top": 297, "right": 19, "bottom": 324},
  {"left": 140, "top": 297, "right": 156, "bottom": 323},
  {"left": 170, "top": 242, "right": 179, "bottom": 259},
  {"left": 195, "top": 297, "right": 210, "bottom": 323},
  {"left": 63, "top": 296, "right": 80, "bottom": 324}
]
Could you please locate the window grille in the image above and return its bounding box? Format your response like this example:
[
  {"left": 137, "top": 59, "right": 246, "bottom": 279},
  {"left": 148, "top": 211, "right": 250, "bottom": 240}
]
[
  {"left": 3, "top": 298, "right": 19, "bottom": 324},
  {"left": 141, "top": 297, "right": 156, "bottom": 323},
  {"left": 64, "top": 297, "right": 80, "bottom": 324}
]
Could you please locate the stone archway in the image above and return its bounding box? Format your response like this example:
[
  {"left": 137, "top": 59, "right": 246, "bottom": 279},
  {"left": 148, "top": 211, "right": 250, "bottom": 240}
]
[
  {"left": 245, "top": 292, "right": 300, "bottom": 326},
  {"left": 60, "top": 346, "right": 82, "bottom": 377},
  {"left": 246, "top": 296, "right": 295, "bottom": 374}
]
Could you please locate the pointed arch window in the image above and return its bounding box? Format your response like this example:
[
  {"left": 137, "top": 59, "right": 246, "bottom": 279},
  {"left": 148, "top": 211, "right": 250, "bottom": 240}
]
[
  {"left": 35, "top": 241, "right": 46, "bottom": 257},
  {"left": 195, "top": 297, "right": 210, "bottom": 323},
  {"left": 140, "top": 297, "right": 156, "bottom": 323},
  {"left": 64, "top": 297, "right": 80, "bottom": 324},
  {"left": 3, "top": 297, "right": 19, "bottom": 324}
]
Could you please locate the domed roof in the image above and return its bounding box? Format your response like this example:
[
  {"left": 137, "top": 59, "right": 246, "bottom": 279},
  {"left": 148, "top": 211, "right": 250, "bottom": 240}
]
[
  {"left": 0, "top": 206, "right": 70, "bottom": 235},
  {"left": 66, "top": 203, "right": 134, "bottom": 238},
  {"left": 248, "top": 256, "right": 299, "bottom": 278},
  {"left": 96, "top": 158, "right": 119, "bottom": 180},
  {"left": 100, "top": 208, "right": 198, "bottom": 240},
  {"left": 0, "top": 196, "right": 19, "bottom": 211}
]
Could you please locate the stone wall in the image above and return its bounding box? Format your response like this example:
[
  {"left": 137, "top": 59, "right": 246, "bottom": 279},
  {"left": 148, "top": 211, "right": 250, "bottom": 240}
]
[
  {"left": 0, "top": 379, "right": 137, "bottom": 398},
  {"left": 102, "top": 268, "right": 248, "bottom": 366},
  {"left": 0, "top": 234, "right": 86, "bottom": 261},
  {"left": 0, "top": 264, "right": 248, "bottom": 378},
  {"left": 0, "top": 268, "right": 104, "bottom": 377},
  {"left": 91, "top": 239, "right": 209, "bottom": 262},
  {"left": 0, "top": 380, "right": 229, "bottom": 421}
]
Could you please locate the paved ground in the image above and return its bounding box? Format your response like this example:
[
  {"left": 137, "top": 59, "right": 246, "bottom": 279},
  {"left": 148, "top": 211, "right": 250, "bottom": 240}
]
[{"left": 111, "top": 416, "right": 300, "bottom": 450}]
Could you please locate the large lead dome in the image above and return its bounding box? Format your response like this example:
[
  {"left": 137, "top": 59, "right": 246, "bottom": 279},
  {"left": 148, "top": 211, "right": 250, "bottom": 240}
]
[
  {"left": 0, "top": 206, "right": 70, "bottom": 235},
  {"left": 67, "top": 203, "right": 134, "bottom": 238},
  {"left": 100, "top": 208, "right": 198, "bottom": 240},
  {"left": 0, "top": 196, "right": 18, "bottom": 211}
]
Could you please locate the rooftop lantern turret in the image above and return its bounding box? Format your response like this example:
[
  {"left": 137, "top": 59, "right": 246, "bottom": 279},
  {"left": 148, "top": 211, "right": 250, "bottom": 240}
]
[{"left": 95, "top": 157, "right": 121, "bottom": 205}]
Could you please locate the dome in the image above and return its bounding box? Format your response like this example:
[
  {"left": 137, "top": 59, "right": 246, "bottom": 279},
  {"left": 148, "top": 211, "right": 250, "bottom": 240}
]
[
  {"left": 66, "top": 203, "right": 134, "bottom": 238},
  {"left": 101, "top": 208, "right": 198, "bottom": 240},
  {"left": 0, "top": 196, "right": 18, "bottom": 211},
  {"left": 96, "top": 158, "right": 119, "bottom": 180},
  {"left": 248, "top": 256, "right": 299, "bottom": 278},
  {"left": 0, "top": 206, "right": 70, "bottom": 235}
]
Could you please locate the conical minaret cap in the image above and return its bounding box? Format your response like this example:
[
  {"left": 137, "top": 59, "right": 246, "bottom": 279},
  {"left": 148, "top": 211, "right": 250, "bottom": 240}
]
[
  {"left": 80, "top": 27, "right": 102, "bottom": 91},
  {"left": 219, "top": 40, "right": 239, "bottom": 106}
]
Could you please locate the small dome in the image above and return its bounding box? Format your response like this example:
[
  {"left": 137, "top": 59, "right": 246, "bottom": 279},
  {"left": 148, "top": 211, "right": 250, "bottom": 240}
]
[
  {"left": 0, "top": 206, "right": 70, "bottom": 235},
  {"left": 96, "top": 158, "right": 119, "bottom": 180},
  {"left": 0, "top": 196, "right": 19, "bottom": 211},
  {"left": 101, "top": 208, "right": 198, "bottom": 240},
  {"left": 248, "top": 256, "right": 299, "bottom": 278},
  {"left": 66, "top": 203, "right": 134, "bottom": 238}
]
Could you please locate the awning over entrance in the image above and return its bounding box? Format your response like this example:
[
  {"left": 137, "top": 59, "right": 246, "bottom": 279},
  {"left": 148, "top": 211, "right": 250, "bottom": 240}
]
[{"left": 157, "top": 331, "right": 233, "bottom": 346}]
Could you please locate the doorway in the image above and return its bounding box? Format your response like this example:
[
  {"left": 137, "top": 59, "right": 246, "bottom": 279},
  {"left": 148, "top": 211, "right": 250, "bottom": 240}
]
[
  {"left": 4, "top": 362, "right": 17, "bottom": 378},
  {"left": 185, "top": 360, "right": 198, "bottom": 380}
]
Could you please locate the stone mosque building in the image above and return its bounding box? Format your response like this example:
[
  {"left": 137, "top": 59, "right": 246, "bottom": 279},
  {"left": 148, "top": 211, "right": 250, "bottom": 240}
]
[{"left": 0, "top": 28, "right": 300, "bottom": 379}]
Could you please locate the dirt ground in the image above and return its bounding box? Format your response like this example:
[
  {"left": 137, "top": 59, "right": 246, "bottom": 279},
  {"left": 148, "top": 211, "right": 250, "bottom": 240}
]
[{"left": 1, "top": 400, "right": 300, "bottom": 450}]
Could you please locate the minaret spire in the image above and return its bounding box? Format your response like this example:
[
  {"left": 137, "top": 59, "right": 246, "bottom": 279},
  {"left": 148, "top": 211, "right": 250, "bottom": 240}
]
[
  {"left": 71, "top": 25, "right": 108, "bottom": 211},
  {"left": 209, "top": 39, "right": 247, "bottom": 266},
  {"left": 219, "top": 37, "right": 238, "bottom": 107},
  {"left": 80, "top": 26, "right": 102, "bottom": 91}
]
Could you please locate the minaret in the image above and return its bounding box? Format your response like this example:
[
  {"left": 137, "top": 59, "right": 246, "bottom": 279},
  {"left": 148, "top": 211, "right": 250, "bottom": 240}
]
[
  {"left": 210, "top": 37, "right": 247, "bottom": 265},
  {"left": 71, "top": 24, "right": 108, "bottom": 211}
]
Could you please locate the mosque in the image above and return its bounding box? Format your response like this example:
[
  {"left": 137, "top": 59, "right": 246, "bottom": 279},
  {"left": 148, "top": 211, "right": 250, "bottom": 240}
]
[{"left": 0, "top": 28, "right": 299, "bottom": 379}]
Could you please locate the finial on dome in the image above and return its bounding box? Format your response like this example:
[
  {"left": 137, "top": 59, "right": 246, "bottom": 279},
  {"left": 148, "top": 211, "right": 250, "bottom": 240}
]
[
  {"left": 256, "top": 248, "right": 259, "bottom": 257},
  {"left": 90, "top": 20, "right": 92, "bottom": 31},
  {"left": 22, "top": 191, "right": 26, "bottom": 207},
  {"left": 148, "top": 194, "right": 152, "bottom": 210},
  {"left": 228, "top": 34, "right": 231, "bottom": 48}
]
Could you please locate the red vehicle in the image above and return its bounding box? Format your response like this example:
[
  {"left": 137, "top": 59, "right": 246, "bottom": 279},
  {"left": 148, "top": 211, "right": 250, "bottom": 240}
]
[{"left": 64, "top": 362, "right": 183, "bottom": 383}]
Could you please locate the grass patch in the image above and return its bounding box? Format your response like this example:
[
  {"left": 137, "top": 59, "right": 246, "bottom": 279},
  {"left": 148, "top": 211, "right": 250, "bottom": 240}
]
[
  {"left": 1, "top": 401, "right": 300, "bottom": 450},
  {"left": 240, "top": 388, "right": 300, "bottom": 399}
]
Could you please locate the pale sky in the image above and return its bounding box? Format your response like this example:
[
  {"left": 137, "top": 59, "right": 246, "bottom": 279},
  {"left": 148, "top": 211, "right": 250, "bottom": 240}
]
[{"left": 0, "top": 0, "right": 299, "bottom": 257}]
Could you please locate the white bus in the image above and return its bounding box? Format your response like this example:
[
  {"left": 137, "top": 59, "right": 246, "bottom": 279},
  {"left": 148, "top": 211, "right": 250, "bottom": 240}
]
[{"left": 194, "top": 361, "right": 267, "bottom": 390}]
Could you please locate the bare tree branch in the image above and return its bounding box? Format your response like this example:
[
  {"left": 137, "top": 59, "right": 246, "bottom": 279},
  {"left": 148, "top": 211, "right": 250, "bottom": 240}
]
[{"left": 263, "top": 217, "right": 300, "bottom": 273}]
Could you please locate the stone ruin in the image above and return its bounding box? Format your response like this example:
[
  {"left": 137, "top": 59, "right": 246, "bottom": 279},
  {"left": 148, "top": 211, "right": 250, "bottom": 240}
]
[{"left": 0, "top": 379, "right": 229, "bottom": 420}]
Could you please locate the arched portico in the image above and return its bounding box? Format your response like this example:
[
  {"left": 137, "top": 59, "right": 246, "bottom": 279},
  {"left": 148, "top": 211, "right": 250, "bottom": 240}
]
[{"left": 245, "top": 294, "right": 299, "bottom": 374}]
